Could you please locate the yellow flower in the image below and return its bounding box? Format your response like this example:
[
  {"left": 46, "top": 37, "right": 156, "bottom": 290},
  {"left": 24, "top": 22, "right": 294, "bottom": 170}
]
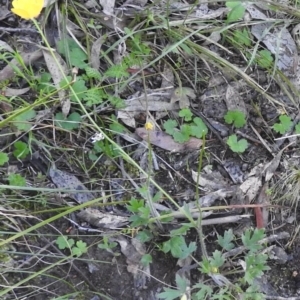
[
  {"left": 11, "top": 0, "right": 44, "bottom": 20},
  {"left": 145, "top": 121, "right": 154, "bottom": 131}
]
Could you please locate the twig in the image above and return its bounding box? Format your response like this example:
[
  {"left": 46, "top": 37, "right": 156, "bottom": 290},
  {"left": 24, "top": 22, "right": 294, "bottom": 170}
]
[
  {"left": 0, "top": 27, "right": 38, "bottom": 34},
  {"left": 224, "top": 231, "right": 290, "bottom": 258},
  {"left": 249, "top": 122, "right": 275, "bottom": 156}
]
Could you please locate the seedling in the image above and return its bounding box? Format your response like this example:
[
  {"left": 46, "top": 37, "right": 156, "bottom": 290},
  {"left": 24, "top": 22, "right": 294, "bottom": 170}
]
[
  {"left": 158, "top": 228, "right": 269, "bottom": 300},
  {"left": 56, "top": 236, "right": 87, "bottom": 257},
  {"left": 226, "top": 1, "right": 246, "bottom": 23},
  {"left": 8, "top": 174, "right": 26, "bottom": 186},
  {"left": 98, "top": 236, "right": 118, "bottom": 251},
  {"left": 163, "top": 108, "right": 208, "bottom": 143},
  {"left": 232, "top": 29, "right": 251, "bottom": 47},
  {"left": 256, "top": 50, "right": 273, "bottom": 68},
  {"left": 272, "top": 115, "right": 293, "bottom": 134},
  {"left": 13, "top": 141, "right": 30, "bottom": 159},
  {"left": 224, "top": 110, "right": 246, "bottom": 128},
  {"left": 0, "top": 152, "right": 9, "bottom": 166},
  {"left": 13, "top": 109, "right": 36, "bottom": 131},
  {"left": 227, "top": 134, "right": 248, "bottom": 153},
  {"left": 54, "top": 112, "right": 81, "bottom": 131}
]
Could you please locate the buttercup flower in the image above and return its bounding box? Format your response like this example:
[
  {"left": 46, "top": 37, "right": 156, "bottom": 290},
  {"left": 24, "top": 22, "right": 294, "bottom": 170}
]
[
  {"left": 11, "top": 0, "right": 44, "bottom": 20},
  {"left": 145, "top": 121, "right": 154, "bottom": 131}
]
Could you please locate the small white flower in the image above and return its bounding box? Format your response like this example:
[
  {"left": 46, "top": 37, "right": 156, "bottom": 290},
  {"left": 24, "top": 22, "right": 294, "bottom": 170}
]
[{"left": 91, "top": 132, "right": 105, "bottom": 143}]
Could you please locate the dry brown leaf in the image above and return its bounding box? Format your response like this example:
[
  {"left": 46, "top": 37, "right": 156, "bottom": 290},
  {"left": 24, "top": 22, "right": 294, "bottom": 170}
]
[
  {"left": 5, "top": 87, "right": 30, "bottom": 97},
  {"left": 170, "top": 87, "right": 196, "bottom": 109},
  {"left": 117, "top": 88, "right": 175, "bottom": 128},
  {"left": 251, "top": 23, "right": 298, "bottom": 77},
  {"left": 191, "top": 169, "right": 228, "bottom": 191},
  {"left": 100, "top": 0, "right": 115, "bottom": 15},
  {"left": 262, "top": 150, "right": 283, "bottom": 182},
  {"left": 42, "top": 50, "right": 70, "bottom": 116},
  {"left": 77, "top": 208, "right": 128, "bottom": 228},
  {"left": 225, "top": 84, "right": 247, "bottom": 116},
  {"left": 0, "top": 40, "right": 14, "bottom": 53},
  {"left": 136, "top": 128, "right": 202, "bottom": 152},
  {"left": 239, "top": 164, "right": 263, "bottom": 202},
  {"left": 91, "top": 36, "right": 106, "bottom": 70},
  {"left": 49, "top": 167, "right": 95, "bottom": 204},
  {"left": 0, "top": 50, "right": 43, "bottom": 83}
]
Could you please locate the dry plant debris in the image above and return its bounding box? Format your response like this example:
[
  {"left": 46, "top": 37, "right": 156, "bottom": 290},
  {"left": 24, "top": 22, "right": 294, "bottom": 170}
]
[{"left": 1, "top": 0, "right": 300, "bottom": 299}]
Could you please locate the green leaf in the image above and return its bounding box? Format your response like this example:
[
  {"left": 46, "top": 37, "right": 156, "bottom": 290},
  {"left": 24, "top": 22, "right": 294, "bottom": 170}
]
[
  {"left": 8, "top": 174, "right": 26, "bottom": 186},
  {"left": 217, "top": 229, "right": 235, "bottom": 251},
  {"left": 69, "top": 48, "right": 88, "bottom": 68},
  {"left": 227, "top": 134, "right": 248, "bottom": 153},
  {"left": 129, "top": 214, "right": 149, "bottom": 227},
  {"left": 141, "top": 254, "right": 152, "bottom": 266},
  {"left": 72, "top": 240, "right": 88, "bottom": 257},
  {"left": 244, "top": 253, "right": 270, "bottom": 285},
  {"left": 162, "top": 236, "right": 195, "bottom": 259},
  {"left": 257, "top": 50, "right": 273, "bottom": 68},
  {"left": 98, "top": 236, "right": 117, "bottom": 250},
  {"left": 157, "top": 288, "right": 183, "bottom": 300},
  {"left": 83, "top": 89, "right": 105, "bottom": 107},
  {"left": 105, "top": 64, "right": 129, "bottom": 78},
  {"left": 38, "top": 72, "right": 56, "bottom": 93},
  {"left": 13, "top": 141, "right": 29, "bottom": 159},
  {"left": 136, "top": 230, "right": 153, "bottom": 243},
  {"left": 163, "top": 119, "right": 178, "bottom": 135},
  {"left": 233, "top": 29, "right": 251, "bottom": 46},
  {"left": 70, "top": 78, "right": 88, "bottom": 101},
  {"left": 180, "top": 241, "right": 197, "bottom": 259},
  {"left": 55, "top": 112, "right": 81, "bottom": 131},
  {"left": 226, "top": 1, "right": 246, "bottom": 23},
  {"left": 193, "top": 283, "right": 213, "bottom": 300},
  {"left": 85, "top": 67, "right": 101, "bottom": 80},
  {"left": 56, "top": 236, "right": 75, "bottom": 250},
  {"left": 224, "top": 110, "right": 246, "bottom": 128},
  {"left": 0, "top": 152, "right": 8, "bottom": 166},
  {"left": 190, "top": 117, "right": 208, "bottom": 138},
  {"left": 57, "top": 38, "right": 88, "bottom": 68},
  {"left": 107, "top": 95, "right": 126, "bottom": 109},
  {"left": 170, "top": 225, "right": 190, "bottom": 236},
  {"left": 242, "top": 228, "right": 266, "bottom": 253},
  {"left": 210, "top": 250, "right": 225, "bottom": 269},
  {"left": 211, "top": 287, "right": 232, "bottom": 300},
  {"left": 199, "top": 257, "right": 212, "bottom": 274},
  {"left": 175, "top": 274, "right": 188, "bottom": 293},
  {"left": 13, "top": 109, "right": 36, "bottom": 131},
  {"left": 173, "top": 124, "right": 191, "bottom": 143},
  {"left": 126, "top": 198, "right": 145, "bottom": 213},
  {"left": 109, "top": 120, "right": 127, "bottom": 134},
  {"left": 295, "top": 122, "right": 300, "bottom": 134},
  {"left": 179, "top": 108, "right": 193, "bottom": 121},
  {"left": 272, "top": 115, "right": 293, "bottom": 134}
]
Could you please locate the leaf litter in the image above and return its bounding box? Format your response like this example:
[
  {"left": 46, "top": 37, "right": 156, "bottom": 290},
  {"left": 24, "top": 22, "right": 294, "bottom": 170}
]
[{"left": 2, "top": 0, "right": 300, "bottom": 299}]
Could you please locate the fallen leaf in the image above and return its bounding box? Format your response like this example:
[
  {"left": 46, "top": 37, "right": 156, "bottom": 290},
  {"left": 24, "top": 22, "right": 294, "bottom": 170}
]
[
  {"left": 136, "top": 128, "right": 202, "bottom": 152},
  {"left": 100, "top": 0, "right": 115, "bottom": 15},
  {"left": 251, "top": 23, "right": 297, "bottom": 77},
  {"left": 77, "top": 208, "right": 128, "bottom": 228},
  {"left": 170, "top": 87, "right": 196, "bottom": 109},
  {"left": 43, "top": 50, "right": 70, "bottom": 116},
  {"left": 225, "top": 84, "right": 247, "bottom": 116},
  {"left": 0, "top": 50, "right": 43, "bottom": 82},
  {"left": 0, "top": 40, "right": 14, "bottom": 52},
  {"left": 49, "top": 167, "right": 95, "bottom": 204},
  {"left": 5, "top": 87, "right": 30, "bottom": 97},
  {"left": 91, "top": 36, "right": 106, "bottom": 70}
]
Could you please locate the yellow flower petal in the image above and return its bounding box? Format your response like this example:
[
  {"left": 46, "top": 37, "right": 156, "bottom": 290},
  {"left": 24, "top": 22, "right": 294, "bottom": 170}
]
[
  {"left": 145, "top": 122, "right": 154, "bottom": 131},
  {"left": 11, "top": 0, "right": 44, "bottom": 20}
]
